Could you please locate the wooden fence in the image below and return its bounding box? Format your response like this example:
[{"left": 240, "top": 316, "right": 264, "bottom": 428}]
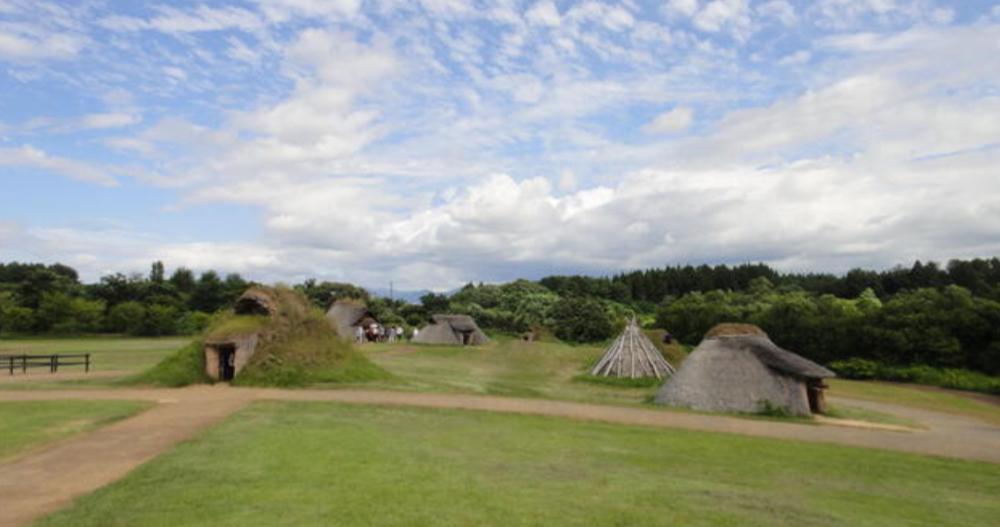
[{"left": 1, "top": 353, "right": 91, "bottom": 375}]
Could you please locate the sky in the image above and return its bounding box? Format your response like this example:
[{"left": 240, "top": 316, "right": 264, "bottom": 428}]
[{"left": 1, "top": 0, "right": 998, "bottom": 291}]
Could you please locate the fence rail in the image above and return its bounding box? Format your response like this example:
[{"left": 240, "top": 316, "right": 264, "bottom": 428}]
[{"left": 1, "top": 353, "right": 90, "bottom": 375}]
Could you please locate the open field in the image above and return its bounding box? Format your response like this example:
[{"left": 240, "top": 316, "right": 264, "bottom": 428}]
[
  {"left": 0, "top": 337, "right": 187, "bottom": 390},
  {"left": 34, "top": 401, "right": 1000, "bottom": 527},
  {"left": 0, "top": 337, "right": 187, "bottom": 374},
  {"left": 0, "top": 400, "right": 150, "bottom": 460},
  {"left": 3, "top": 336, "right": 998, "bottom": 428},
  {"left": 359, "top": 339, "right": 661, "bottom": 406},
  {"left": 828, "top": 379, "right": 1000, "bottom": 426}
]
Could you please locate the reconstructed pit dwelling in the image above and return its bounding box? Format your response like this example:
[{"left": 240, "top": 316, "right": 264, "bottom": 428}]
[
  {"left": 412, "top": 314, "right": 489, "bottom": 346},
  {"left": 591, "top": 317, "right": 676, "bottom": 379},
  {"left": 203, "top": 289, "right": 276, "bottom": 382},
  {"left": 656, "top": 323, "right": 835, "bottom": 416},
  {"left": 326, "top": 300, "right": 379, "bottom": 341}
]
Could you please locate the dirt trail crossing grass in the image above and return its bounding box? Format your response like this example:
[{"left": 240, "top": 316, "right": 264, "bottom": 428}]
[
  {"left": 0, "top": 388, "right": 246, "bottom": 527},
  {"left": 1, "top": 385, "right": 998, "bottom": 526}
]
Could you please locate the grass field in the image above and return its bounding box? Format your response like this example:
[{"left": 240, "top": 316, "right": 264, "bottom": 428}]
[
  {"left": 0, "top": 336, "right": 187, "bottom": 373},
  {"left": 0, "top": 400, "right": 151, "bottom": 460},
  {"left": 828, "top": 379, "right": 1000, "bottom": 426},
  {"left": 358, "top": 338, "right": 662, "bottom": 406},
  {"left": 2, "top": 336, "right": 997, "bottom": 427},
  {"left": 36, "top": 401, "right": 1000, "bottom": 527},
  {"left": 0, "top": 336, "right": 188, "bottom": 389}
]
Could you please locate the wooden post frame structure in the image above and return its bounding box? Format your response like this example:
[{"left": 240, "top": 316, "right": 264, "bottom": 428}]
[{"left": 590, "top": 317, "right": 675, "bottom": 379}]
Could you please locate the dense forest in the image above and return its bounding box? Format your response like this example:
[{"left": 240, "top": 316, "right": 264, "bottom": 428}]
[{"left": 2, "top": 258, "right": 999, "bottom": 387}]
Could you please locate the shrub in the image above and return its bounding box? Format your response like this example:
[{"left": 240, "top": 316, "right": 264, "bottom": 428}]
[
  {"left": 551, "top": 296, "right": 615, "bottom": 343},
  {"left": 831, "top": 358, "right": 1000, "bottom": 395},
  {"left": 828, "top": 358, "right": 880, "bottom": 380}
]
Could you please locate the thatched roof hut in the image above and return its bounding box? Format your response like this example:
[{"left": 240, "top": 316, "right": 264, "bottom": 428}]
[
  {"left": 412, "top": 314, "right": 489, "bottom": 346},
  {"left": 655, "top": 323, "right": 835, "bottom": 416},
  {"left": 203, "top": 287, "right": 283, "bottom": 382},
  {"left": 326, "top": 300, "right": 378, "bottom": 340},
  {"left": 591, "top": 318, "right": 675, "bottom": 379}
]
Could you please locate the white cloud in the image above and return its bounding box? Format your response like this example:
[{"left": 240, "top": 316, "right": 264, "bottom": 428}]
[
  {"left": 99, "top": 5, "right": 264, "bottom": 33},
  {"left": 79, "top": 113, "right": 140, "bottom": 130},
  {"left": 0, "top": 146, "right": 117, "bottom": 186},
  {"left": 3, "top": 1, "right": 999, "bottom": 290},
  {"left": 692, "top": 0, "right": 752, "bottom": 37},
  {"left": 757, "top": 0, "right": 797, "bottom": 26},
  {"left": 778, "top": 50, "right": 810, "bottom": 65},
  {"left": 664, "top": 0, "right": 700, "bottom": 18},
  {"left": 525, "top": 1, "right": 561, "bottom": 27},
  {"left": 0, "top": 28, "right": 84, "bottom": 60},
  {"left": 642, "top": 107, "right": 694, "bottom": 134},
  {"left": 256, "top": 0, "right": 360, "bottom": 23}
]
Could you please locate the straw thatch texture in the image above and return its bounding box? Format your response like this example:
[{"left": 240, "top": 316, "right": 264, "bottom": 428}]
[
  {"left": 591, "top": 318, "right": 675, "bottom": 379},
  {"left": 412, "top": 314, "right": 489, "bottom": 346},
  {"left": 655, "top": 325, "right": 834, "bottom": 416},
  {"left": 326, "top": 301, "right": 377, "bottom": 339},
  {"left": 234, "top": 288, "right": 279, "bottom": 317}
]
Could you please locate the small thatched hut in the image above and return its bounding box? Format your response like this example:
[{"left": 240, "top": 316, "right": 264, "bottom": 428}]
[
  {"left": 591, "top": 318, "right": 675, "bottom": 379},
  {"left": 326, "top": 300, "right": 378, "bottom": 341},
  {"left": 203, "top": 287, "right": 277, "bottom": 382},
  {"left": 412, "top": 314, "right": 489, "bottom": 346},
  {"left": 655, "top": 323, "right": 835, "bottom": 416}
]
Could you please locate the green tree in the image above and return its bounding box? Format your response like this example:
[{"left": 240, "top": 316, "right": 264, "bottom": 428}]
[
  {"left": 149, "top": 261, "right": 165, "bottom": 283},
  {"left": 169, "top": 267, "right": 196, "bottom": 295},
  {"left": 550, "top": 296, "right": 614, "bottom": 343},
  {"left": 420, "top": 292, "right": 450, "bottom": 315},
  {"left": 107, "top": 301, "right": 146, "bottom": 334},
  {"left": 191, "top": 271, "right": 226, "bottom": 312}
]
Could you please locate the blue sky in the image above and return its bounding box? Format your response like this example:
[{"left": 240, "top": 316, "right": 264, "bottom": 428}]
[{"left": 1, "top": 0, "right": 999, "bottom": 290}]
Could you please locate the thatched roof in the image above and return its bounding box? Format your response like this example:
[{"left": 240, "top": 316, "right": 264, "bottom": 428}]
[
  {"left": 655, "top": 324, "right": 834, "bottom": 416},
  {"left": 412, "top": 314, "right": 489, "bottom": 346},
  {"left": 326, "top": 301, "right": 377, "bottom": 339},
  {"left": 704, "top": 323, "right": 767, "bottom": 338},
  {"left": 591, "top": 318, "right": 675, "bottom": 379},
  {"left": 739, "top": 335, "right": 834, "bottom": 379},
  {"left": 234, "top": 288, "right": 279, "bottom": 317}
]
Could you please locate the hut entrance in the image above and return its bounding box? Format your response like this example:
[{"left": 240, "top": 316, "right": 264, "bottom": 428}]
[
  {"left": 217, "top": 344, "right": 236, "bottom": 381},
  {"left": 807, "top": 380, "right": 828, "bottom": 414},
  {"left": 460, "top": 331, "right": 472, "bottom": 345}
]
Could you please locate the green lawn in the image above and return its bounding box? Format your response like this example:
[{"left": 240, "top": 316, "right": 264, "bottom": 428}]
[
  {"left": 358, "top": 338, "right": 662, "bottom": 406},
  {"left": 0, "top": 400, "right": 151, "bottom": 460},
  {"left": 37, "top": 401, "right": 1000, "bottom": 527},
  {"left": 828, "top": 379, "right": 1000, "bottom": 426},
  {"left": 0, "top": 336, "right": 188, "bottom": 372},
  {"left": 0, "top": 336, "right": 187, "bottom": 389}
]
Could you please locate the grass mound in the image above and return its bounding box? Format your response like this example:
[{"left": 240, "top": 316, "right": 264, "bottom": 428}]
[
  {"left": 129, "top": 286, "right": 388, "bottom": 388},
  {"left": 124, "top": 340, "right": 210, "bottom": 387}
]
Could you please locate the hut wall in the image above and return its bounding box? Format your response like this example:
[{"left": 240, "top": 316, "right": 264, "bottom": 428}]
[
  {"left": 203, "top": 334, "right": 259, "bottom": 381},
  {"left": 412, "top": 323, "right": 462, "bottom": 345},
  {"left": 656, "top": 338, "right": 812, "bottom": 416}
]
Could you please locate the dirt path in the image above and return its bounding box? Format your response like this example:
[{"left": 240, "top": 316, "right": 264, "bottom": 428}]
[
  {"left": 0, "top": 386, "right": 246, "bottom": 527},
  {"left": 1, "top": 386, "right": 998, "bottom": 526}
]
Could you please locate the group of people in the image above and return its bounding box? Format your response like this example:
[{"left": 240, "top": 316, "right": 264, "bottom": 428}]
[{"left": 353, "top": 323, "right": 411, "bottom": 344}]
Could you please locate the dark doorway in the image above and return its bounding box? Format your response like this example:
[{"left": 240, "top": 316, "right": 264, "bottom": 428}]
[
  {"left": 461, "top": 331, "right": 472, "bottom": 345},
  {"left": 807, "top": 381, "right": 827, "bottom": 414},
  {"left": 218, "top": 345, "right": 236, "bottom": 381}
]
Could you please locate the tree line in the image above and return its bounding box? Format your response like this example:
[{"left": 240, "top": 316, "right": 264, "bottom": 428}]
[
  {"left": 1, "top": 258, "right": 999, "bottom": 380},
  {"left": 0, "top": 261, "right": 248, "bottom": 336}
]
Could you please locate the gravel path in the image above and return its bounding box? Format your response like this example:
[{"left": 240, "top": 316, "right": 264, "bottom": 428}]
[{"left": 1, "top": 385, "right": 998, "bottom": 526}]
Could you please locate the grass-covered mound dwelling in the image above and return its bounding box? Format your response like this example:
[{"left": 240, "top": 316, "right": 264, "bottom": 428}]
[{"left": 129, "top": 286, "right": 388, "bottom": 387}]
